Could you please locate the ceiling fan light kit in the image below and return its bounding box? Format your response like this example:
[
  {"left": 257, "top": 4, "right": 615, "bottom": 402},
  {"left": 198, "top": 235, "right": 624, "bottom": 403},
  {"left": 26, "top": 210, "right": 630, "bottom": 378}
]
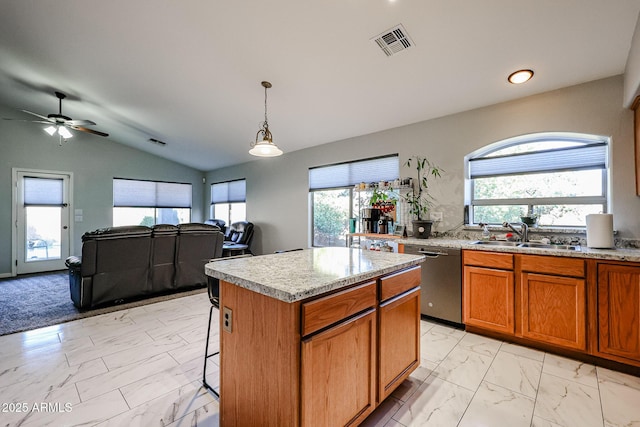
[
  {"left": 44, "top": 125, "right": 57, "bottom": 136},
  {"left": 249, "top": 81, "right": 283, "bottom": 157},
  {"left": 7, "top": 90, "right": 110, "bottom": 145}
]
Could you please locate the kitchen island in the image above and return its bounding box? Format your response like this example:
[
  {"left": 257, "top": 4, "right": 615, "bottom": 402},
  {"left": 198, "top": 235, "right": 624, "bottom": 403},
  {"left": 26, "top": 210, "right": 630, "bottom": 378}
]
[{"left": 205, "top": 247, "right": 425, "bottom": 427}]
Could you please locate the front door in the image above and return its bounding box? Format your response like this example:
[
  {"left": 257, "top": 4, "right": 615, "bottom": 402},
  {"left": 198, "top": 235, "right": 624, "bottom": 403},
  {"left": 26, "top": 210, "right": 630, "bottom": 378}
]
[{"left": 15, "top": 170, "right": 71, "bottom": 274}]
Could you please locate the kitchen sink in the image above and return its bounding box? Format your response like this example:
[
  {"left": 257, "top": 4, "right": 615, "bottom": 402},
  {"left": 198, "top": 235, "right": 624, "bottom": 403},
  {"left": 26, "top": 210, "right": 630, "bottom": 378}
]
[
  {"left": 470, "top": 241, "right": 520, "bottom": 246},
  {"left": 471, "top": 241, "right": 580, "bottom": 251},
  {"left": 518, "top": 242, "right": 580, "bottom": 251}
]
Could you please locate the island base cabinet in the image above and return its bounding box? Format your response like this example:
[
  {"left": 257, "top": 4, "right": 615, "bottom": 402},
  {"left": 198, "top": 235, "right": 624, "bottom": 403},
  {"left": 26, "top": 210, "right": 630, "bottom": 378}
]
[
  {"left": 520, "top": 273, "right": 586, "bottom": 351},
  {"left": 598, "top": 264, "right": 640, "bottom": 363},
  {"left": 301, "top": 309, "right": 377, "bottom": 427},
  {"left": 463, "top": 266, "right": 514, "bottom": 335},
  {"left": 378, "top": 287, "right": 420, "bottom": 402},
  {"left": 220, "top": 281, "right": 301, "bottom": 427}
]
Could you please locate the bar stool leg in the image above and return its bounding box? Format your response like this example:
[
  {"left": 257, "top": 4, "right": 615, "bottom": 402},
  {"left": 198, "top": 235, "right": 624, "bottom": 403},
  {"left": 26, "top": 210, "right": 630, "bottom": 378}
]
[{"left": 202, "top": 304, "right": 220, "bottom": 397}]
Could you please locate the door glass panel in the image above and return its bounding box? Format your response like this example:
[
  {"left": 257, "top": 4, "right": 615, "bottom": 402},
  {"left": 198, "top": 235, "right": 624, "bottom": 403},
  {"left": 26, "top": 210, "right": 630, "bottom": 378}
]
[{"left": 25, "top": 206, "right": 61, "bottom": 262}]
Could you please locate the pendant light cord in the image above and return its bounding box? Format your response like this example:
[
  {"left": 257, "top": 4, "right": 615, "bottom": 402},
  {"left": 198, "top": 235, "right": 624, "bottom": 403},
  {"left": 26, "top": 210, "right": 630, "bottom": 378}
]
[{"left": 263, "top": 84, "right": 269, "bottom": 130}]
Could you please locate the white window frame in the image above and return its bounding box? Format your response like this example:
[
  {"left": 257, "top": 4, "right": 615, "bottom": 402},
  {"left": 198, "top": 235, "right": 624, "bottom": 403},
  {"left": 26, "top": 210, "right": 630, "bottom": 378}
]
[
  {"left": 113, "top": 178, "right": 192, "bottom": 226},
  {"left": 210, "top": 179, "right": 247, "bottom": 225},
  {"left": 309, "top": 154, "right": 399, "bottom": 247},
  {"left": 464, "top": 132, "right": 610, "bottom": 226}
]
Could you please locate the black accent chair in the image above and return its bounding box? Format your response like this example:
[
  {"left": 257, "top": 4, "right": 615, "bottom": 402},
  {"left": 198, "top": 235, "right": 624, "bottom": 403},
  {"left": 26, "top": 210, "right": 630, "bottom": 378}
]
[
  {"left": 222, "top": 221, "right": 255, "bottom": 256},
  {"left": 204, "top": 219, "right": 226, "bottom": 235},
  {"left": 203, "top": 254, "right": 253, "bottom": 397}
]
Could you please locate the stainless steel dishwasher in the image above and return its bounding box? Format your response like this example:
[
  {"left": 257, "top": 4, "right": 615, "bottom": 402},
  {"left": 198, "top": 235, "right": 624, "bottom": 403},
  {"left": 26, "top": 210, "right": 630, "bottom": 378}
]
[{"left": 403, "top": 245, "right": 462, "bottom": 325}]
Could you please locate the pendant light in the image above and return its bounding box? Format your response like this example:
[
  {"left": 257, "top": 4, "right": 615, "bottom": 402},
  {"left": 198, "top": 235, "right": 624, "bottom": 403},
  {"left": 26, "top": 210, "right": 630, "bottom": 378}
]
[{"left": 249, "top": 81, "right": 283, "bottom": 157}]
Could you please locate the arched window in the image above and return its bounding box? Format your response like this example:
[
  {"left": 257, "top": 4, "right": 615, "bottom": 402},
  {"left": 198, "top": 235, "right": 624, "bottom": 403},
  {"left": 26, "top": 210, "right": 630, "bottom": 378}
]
[{"left": 464, "top": 132, "right": 609, "bottom": 227}]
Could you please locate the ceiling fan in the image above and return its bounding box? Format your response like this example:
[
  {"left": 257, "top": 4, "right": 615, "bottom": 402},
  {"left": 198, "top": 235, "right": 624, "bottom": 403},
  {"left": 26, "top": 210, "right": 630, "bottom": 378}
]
[{"left": 9, "top": 91, "right": 109, "bottom": 144}]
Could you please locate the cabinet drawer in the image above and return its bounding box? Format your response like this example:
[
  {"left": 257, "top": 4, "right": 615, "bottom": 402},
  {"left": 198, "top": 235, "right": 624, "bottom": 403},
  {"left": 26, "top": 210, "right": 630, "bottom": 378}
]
[
  {"left": 379, "top": 267, "right": 421, "bottom": 302},
  {"left": 520, "top": 255, "right": 585, "bottom": 277},
  {"left": 464, "top": 250, "right": 514, "bottom": 270},
  {"left": 302, "top": 281, "right": 377, "bottom": 337}
]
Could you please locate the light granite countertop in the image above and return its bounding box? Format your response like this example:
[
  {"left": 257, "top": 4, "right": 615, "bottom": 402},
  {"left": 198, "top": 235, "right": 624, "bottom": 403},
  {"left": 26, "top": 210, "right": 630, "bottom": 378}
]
[
  {"left": 397, "top": 238, "right": 640, "bottom": 262},
  {"left": 205, "top": 247, "right": 425, "bottom": 303}
]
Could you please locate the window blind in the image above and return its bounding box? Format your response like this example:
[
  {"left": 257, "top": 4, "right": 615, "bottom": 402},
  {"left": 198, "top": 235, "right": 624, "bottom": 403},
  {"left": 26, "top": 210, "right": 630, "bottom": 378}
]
[
  {"left": 309, "top": 155, "right": 399, "bottom": 190},
  {"left": 113, "top": 179, "right": 192, "bottom": 208},
  {"left": 211, "top": 179, "right": 246, "bottom": 204},
  {"left": 469, "top": 143, "right": 607, "bottom": 179},
  {"left": 24, "top": 177, "right": 64, "bottom": 206}
]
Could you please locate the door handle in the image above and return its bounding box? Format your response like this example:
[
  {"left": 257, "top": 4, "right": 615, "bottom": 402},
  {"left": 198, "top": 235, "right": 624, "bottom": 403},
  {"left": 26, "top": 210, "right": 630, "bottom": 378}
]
[
  {"left": 63, "top": 226, "right": 68, "bottom": 230},
  {"left": 418, "top": 250, "right": 448, "bottom": 257}
]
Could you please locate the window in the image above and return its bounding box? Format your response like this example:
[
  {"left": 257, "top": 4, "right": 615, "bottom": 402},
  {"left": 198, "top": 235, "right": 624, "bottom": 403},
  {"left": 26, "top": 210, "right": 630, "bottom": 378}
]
[
  {"left": 465, "top": 132, "right": 609, "bottom": 227},
  {"left": 211, "top": 179, "right": 246, "bottom": 226},
  {"left": 309, "top": 155, "right": 399, "bottom": 247},
  {"left": 113, "top": 178, "right": 192, "bottom": 226}
]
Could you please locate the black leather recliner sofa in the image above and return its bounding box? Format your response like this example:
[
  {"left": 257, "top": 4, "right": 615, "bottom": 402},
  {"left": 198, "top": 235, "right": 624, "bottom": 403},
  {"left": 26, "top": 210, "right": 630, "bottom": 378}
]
[{"left": 65, "top": 223, "right": 224, "bottom": 309}]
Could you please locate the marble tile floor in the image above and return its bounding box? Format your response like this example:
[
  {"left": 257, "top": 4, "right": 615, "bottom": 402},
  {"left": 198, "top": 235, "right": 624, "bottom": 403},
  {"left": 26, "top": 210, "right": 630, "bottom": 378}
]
[{"left": 0, "top": 292, "right": 638, "bottom": 427}]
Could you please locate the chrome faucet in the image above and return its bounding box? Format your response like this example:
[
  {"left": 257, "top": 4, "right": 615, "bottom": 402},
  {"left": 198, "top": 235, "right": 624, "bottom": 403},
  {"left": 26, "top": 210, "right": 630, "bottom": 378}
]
[{"left": 502, "top": 221, "right": 529, "bottom": 242}]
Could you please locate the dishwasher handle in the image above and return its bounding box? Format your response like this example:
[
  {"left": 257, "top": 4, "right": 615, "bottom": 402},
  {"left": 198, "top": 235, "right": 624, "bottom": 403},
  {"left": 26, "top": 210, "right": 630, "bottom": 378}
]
[{"left": 418, "top": 249, "right": 448, "bottom": 257}]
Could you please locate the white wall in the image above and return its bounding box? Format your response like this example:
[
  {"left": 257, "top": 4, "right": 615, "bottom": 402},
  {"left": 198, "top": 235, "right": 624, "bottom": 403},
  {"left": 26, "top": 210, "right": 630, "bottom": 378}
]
[
  {"left": 0, "top": 108, "right": 205, "bottom": 275},
  {"left": 624, "top": 12, "right": 640, "bottom": 107},
  {"left": 207, "top": 76, "right": 638, "bottom": 255}
]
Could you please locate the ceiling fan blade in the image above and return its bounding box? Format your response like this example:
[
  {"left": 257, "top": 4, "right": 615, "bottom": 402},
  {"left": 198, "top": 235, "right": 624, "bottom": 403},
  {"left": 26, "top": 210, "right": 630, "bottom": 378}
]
[
  {"left": 68, "top": 125, "right": 109, "bottom": 137},
  {"left": 2, "top": 117, "right": 30, "bottom": 121},
  {"left": 66, "top": 119, "right": 96, "bottom": 126},
  {"left": 21, "top": 109, "right": 54, "bottom": 122},
  {"left": 2, "top": 118, "right": 55, "bottom": 125}
]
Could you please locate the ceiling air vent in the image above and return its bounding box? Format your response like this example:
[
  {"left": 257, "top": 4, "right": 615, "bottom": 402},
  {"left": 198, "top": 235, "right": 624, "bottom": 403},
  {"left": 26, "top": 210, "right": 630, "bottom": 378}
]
[
  {"left": 371, "top": 24, "right": 414, "bottom": 57},
  {"left": 148, "top": 138, "right": 167, "bottom": 146}
]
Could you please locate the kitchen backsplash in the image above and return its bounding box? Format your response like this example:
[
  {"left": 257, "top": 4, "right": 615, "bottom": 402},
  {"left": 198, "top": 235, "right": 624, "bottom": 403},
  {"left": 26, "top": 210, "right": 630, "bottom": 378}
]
[{"left": 430, "top": 225, "right": 640, "bottom": 249}]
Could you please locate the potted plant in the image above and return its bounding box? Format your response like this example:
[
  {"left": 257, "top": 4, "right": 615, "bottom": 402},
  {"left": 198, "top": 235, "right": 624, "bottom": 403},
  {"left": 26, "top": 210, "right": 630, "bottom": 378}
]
[{"left": 403, "top": 156, "right": 443, "bottom": 238}]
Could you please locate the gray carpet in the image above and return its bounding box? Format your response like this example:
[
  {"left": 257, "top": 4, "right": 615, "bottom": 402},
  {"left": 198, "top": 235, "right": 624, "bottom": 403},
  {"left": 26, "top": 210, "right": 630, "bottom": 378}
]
[{"left": 0, "top": 271, "right": 206, "bottom": 336}]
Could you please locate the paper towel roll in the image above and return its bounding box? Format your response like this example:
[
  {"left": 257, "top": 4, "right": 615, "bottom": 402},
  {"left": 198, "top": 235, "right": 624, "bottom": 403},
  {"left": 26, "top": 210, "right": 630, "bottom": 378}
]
[{"left": 586, "top": 214, "right": 614, "bottom": 248}]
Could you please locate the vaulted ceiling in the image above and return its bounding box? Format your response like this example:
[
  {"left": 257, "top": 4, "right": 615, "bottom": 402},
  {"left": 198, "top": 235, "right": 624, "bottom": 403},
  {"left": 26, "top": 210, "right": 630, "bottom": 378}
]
[{"left": 1, "top": 1, "right": 639, "bottom": 171}]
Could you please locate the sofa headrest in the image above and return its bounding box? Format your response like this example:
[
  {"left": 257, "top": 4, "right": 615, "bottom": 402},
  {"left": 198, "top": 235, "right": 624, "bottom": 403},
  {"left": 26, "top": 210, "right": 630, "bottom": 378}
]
[
  {"left": 205, "top": 219, "right": 226, "bottom": 228},
  {"left": 177, "top": 223, "right": 221, "bottom": 234},
  {"left": 82, "top": 225, "right": 152, "bottom": 241},
  {"left": 152, "top": 224, "right": 179, "bottom": 236}
]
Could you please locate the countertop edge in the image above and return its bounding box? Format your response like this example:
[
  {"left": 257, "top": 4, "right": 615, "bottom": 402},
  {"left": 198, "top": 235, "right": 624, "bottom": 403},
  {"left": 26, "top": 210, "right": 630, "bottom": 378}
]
[
  {"left": 206, "top": 256, "right": 424, "bottom": 303},
  {"left": 398, "top": 238, "right": 640, "bottom": 262}
]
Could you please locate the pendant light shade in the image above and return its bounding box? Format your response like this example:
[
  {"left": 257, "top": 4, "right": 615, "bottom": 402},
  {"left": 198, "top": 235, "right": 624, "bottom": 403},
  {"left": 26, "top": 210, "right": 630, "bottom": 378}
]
[
  {"left": 249, "top": 81, "right": 283, "bottom": 157},
  {"left": 249, "top": 139, "right": 283, "bottom": 157}
]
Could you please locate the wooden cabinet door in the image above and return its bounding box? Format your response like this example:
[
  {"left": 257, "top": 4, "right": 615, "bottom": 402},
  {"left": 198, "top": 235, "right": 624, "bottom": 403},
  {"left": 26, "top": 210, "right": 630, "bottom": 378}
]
[
  {"left": 598, "top": 264, "right": 640, "bottom": 361},
  {"left": 463, "top": 266, "right": 514, "bottom": 334},
  {"left": 378, "top": 287, "right": 420, "bottom": 401},
  {"left": 301, "top": 309, "right": 377, "bottom": 427},
  {"left": 521, "top": 273, "right": 586, "bottom": 351}
]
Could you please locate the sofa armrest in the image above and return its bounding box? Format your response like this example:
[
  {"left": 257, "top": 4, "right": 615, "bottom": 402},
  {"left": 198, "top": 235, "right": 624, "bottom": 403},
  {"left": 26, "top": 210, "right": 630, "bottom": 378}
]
[{"left": 65, "top": 256, "right": 82, "bottom": 269}]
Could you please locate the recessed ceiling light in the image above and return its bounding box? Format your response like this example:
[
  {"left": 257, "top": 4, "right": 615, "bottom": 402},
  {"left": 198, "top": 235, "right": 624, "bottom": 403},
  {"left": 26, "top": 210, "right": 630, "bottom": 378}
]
[{"left": 508, "top": 69, "right": 534, "bottom": 84}]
